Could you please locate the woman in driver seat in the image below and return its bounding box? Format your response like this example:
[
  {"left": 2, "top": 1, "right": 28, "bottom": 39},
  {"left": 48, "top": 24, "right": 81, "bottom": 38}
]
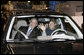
[{"left": 39, "top": 19, "right": 58, "bottom": 36}]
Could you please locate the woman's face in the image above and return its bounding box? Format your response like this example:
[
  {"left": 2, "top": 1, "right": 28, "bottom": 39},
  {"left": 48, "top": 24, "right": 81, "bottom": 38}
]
[{"left": 49, "top": 21, "right": 56, "bottom": 30}]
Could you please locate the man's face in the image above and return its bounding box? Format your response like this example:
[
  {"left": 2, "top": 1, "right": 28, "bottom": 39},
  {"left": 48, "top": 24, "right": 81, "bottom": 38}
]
[{"left": 30, "top": 19, "right": 37, "bottom": 28}]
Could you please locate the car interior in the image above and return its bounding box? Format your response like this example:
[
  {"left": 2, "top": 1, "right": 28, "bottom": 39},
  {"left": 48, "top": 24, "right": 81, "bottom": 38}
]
[{"left": 8, "top": 16, "right": 78, "bottom": 42}]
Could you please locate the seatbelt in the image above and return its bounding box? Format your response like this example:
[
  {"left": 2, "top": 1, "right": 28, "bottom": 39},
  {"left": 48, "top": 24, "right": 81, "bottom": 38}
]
[{"left": 15, "top": 29, "right": 29, "bottom": 39}]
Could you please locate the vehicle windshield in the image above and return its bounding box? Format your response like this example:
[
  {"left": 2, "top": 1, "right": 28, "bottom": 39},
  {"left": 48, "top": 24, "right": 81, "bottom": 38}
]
[{"left": 6, "top": 15, "right": 83, "bottom": 42}]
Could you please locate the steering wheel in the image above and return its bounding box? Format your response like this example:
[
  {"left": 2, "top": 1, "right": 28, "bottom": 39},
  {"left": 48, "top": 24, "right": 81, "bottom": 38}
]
[{"left": 51, "top": 29, "right": 67, "bottom": 36}]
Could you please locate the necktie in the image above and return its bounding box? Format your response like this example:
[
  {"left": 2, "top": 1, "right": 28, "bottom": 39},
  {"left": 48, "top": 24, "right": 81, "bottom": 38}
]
[{"left": 26, "top": 28, "right": 32, "bottom": 37}]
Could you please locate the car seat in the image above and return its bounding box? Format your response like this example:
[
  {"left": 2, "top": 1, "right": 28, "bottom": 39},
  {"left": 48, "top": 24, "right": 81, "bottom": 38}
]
[{"left": 12, "top": 20, "right": 28, "bottom": 39}]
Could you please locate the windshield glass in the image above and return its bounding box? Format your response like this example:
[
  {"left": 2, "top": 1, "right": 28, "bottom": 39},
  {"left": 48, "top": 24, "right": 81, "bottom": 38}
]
[{"left": 7, "top": 15, "right": 80, "bottom": 42}]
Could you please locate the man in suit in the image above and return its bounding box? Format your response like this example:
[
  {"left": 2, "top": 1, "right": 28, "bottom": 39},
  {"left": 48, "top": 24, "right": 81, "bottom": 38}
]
[{"left": 15, "top": 18, "right": 41, "bottom": 41}]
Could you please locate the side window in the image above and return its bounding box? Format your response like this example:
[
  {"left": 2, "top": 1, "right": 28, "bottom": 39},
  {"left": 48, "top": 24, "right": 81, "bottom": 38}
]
[
  {"left": 65, "top": 23, "right": 76, "bottom": 33},
  {"left": 63, "top": 18, "right": 76, "bottom": 34}
]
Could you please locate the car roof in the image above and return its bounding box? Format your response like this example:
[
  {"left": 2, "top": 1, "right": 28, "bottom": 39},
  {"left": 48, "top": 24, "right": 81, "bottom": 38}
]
[{"left": 13, "top": 11, "right": 69, "bottom": 16}]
